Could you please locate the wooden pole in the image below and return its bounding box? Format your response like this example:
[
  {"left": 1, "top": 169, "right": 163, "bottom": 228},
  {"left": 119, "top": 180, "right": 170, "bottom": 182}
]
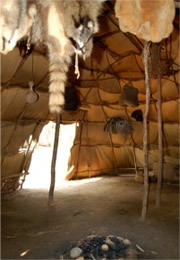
[
  {"left": 75, "top": 111, "right": 85, "bottom": 179},
  {"left": 155, "top": 46, "right": 163, "bottom": 208},
  {"left": 48, "top": 115, "right": 60, "bottom": 207},
  {"left": 141, "top": 42, "right": 151, "bottom": 220}
]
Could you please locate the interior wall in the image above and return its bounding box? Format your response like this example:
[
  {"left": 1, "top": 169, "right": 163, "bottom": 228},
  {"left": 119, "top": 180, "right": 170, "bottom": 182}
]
[
  {"left": 1, "top": 7, "right": 179, "bottom": 190},
  {"left": 64, "top": 16, "right": 179, "bottom": 179}
]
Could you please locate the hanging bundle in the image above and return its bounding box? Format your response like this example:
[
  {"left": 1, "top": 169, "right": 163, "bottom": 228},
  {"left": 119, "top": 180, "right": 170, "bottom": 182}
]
[
  {"left": 119, "top": 82, "right": 139, "bottom": 107},
  {"left": 64, "top": 86, "right": 80, "bottom": 111},
  {"left": 104, "top": 117, "right": 133, "bottom": 135},
  {"left": 74, "top": 49, "right": 81, "bottom": 79}
]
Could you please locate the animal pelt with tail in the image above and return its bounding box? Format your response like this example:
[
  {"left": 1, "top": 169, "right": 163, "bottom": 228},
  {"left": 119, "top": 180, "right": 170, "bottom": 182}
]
[
  {"left": 115, "top": 0, "right": 175, "bottom": 42},
  {"left": 0, "top": 0, "right": 105, "bottom": 114}
]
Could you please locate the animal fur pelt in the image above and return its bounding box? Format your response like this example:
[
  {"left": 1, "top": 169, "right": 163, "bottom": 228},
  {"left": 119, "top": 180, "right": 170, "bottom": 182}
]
[
  {"left": 0, "top": 0, "right": 105, "bottom": 114},
  {"left": 115, "top": 0, "right": 175, "bottom": 42}
]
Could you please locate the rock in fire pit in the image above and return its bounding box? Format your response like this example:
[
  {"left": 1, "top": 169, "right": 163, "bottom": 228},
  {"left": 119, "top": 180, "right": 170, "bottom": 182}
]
[{"left": 59, "top": 235, "right": 139, "bottom": 259}]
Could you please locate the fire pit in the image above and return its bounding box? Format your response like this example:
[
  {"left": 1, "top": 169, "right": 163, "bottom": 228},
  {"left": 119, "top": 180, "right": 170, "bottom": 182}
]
[{"left": 59, "top": 235, "right": 139, "bottom": 259}]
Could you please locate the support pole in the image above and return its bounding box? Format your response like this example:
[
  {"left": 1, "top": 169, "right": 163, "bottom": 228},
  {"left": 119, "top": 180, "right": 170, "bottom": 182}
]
[
  {"left": 48, "top": 115, "right": 60, "bottom": 207},
  {"left": 141, "top": 42, "right": 151, "bottom": 220},
  {"left": 155, "top": 46, "right": 163, "bottom": 208}
]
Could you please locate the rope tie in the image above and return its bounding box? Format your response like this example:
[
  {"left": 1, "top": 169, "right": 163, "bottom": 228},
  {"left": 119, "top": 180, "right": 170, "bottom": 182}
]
[{"left": 74, "top": 49, "right": 80, "bottom": 79}]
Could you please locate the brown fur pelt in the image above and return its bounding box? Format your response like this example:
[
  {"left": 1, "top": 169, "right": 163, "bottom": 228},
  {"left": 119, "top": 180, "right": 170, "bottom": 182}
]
[{"left": 115, "top": 0, "right": 175, "bottom": 42}]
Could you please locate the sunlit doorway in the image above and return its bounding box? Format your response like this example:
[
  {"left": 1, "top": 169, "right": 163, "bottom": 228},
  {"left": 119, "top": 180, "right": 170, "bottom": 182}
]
[{"left": 23, "top": 122, "right": 76, "bottom": 189}]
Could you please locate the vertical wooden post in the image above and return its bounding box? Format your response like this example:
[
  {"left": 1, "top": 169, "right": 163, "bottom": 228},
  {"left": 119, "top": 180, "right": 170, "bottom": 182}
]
[
  {"left": 48, "top": 115, "right": 60, "bottom": 207},
  {"left": 141, "top": 42, "right": 151, "bottom": 220},
  {"left": 75, "top": 111, "right": 85, "bottom": 179},
  {"left": 156, "top": 46, "right": 163, "bottom": 207}
]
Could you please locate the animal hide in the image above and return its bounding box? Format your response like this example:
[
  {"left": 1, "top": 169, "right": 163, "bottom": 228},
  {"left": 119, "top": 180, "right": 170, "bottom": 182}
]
[
  {"left": 115, "top": 0, "right": 175, "bottom": 42},
  {"left": 0, "top": 0, "right": 105, "bottom": 114}
]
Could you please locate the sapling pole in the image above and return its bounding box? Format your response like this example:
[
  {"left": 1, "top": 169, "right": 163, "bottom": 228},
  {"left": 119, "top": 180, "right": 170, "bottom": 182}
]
[
  {"left": 48, "top": 115, "right": 60, "bottom": 206},
  {"left": 155, "top": 45, "right": 163, "bottom": 208},
  {"left": 141, "top": 42, "right": 151, "bottom": 220}
]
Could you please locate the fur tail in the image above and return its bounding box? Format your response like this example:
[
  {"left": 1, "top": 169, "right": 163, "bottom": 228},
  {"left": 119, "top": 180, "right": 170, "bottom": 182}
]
[
  {"left": 48, "top": 50, "right": 71, "bottom": 114},
  {"left": 46, "top": 2, "right": 73, "bottom": 115}
]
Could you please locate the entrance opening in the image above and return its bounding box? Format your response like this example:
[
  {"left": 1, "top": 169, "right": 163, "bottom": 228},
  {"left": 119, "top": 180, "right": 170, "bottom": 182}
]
[{"left": 23, "top": 122, "right": 76, "bottom": 189}]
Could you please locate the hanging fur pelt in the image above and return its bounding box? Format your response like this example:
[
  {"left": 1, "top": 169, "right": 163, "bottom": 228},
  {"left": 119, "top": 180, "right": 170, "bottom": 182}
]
[
  {"left": 0, "top": 0, "right": 105, "bottom": 115},
  {"left": 104, "top": 117, "right": 134, "bottom": 135},
  {"left": 115, "top": 0, "right": 175, "bottom": 42}
]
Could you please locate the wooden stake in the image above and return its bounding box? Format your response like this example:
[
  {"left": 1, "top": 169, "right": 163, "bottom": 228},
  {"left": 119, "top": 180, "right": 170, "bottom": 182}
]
[
  {"left": 141, "top": 42, "right": 151, "bottom": 220},
  {"left": 48, "top": 115, "right": 60, "bottom": 207},
  {"left": 155, "top": 46, "right": 163, "bottom": 208}
]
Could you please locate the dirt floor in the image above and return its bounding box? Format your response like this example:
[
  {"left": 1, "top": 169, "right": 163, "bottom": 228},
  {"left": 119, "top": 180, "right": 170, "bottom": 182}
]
[{"left": 1, "top": 176, "right": 179, "bottom": 260}]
